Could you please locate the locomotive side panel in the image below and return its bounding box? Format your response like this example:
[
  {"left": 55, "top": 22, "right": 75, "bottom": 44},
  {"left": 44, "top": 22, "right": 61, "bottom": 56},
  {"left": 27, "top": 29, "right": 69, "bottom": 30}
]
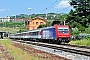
[{"left": 41, "top": 28, "right": 56, "bottom": 40}]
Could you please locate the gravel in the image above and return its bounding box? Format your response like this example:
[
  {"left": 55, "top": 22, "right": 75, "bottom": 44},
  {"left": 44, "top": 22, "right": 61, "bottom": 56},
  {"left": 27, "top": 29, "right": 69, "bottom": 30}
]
[
  {"left": 12, "top": 41, "right": 69, "bottom": 60},
  {"left": 13, "top": 41, "right": 90, "bottom": 60},
  {"left": 30, "top": 44, "right": 90, "bottom": 60}
]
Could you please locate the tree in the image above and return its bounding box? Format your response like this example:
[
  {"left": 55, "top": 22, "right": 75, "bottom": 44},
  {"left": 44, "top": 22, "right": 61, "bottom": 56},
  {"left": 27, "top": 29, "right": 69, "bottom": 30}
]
[
  {"left": 66, "top": 0, "right": 90, "bottom": 29},
  {"left": 51, "top": 20, "right": 60, "bottom": 26},
  {"left": 47, "top": 20, "right": 53, "bottom": 26},
  {"left": 37, "top": 24, "right": 46, "bottom": 28}
]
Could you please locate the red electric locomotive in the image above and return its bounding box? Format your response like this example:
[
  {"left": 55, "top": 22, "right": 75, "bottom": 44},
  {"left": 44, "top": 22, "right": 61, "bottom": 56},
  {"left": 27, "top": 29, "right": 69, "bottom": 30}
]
[
  {"left": 41, "top": 24, "right": 70, "bottom": 43},
  {"left": 54, "top": 25, "right": 70, "bottom": 43}
]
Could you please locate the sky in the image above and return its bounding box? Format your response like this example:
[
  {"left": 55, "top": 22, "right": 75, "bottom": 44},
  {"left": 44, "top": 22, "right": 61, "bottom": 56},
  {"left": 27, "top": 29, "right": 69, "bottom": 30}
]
[{"left": 0, "top": 0, "right": 73, "bottom": 17}]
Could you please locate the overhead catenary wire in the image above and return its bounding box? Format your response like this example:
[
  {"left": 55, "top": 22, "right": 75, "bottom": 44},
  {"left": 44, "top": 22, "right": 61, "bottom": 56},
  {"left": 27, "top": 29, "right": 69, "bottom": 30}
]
[
  {"left": 56, "top": 6, "right": 72, "bottom": 13},
  {"left": 41, "top": 0, "right": 72, "bottom": 14},
  {"left": 41, "top": 0, "right": 58, "bottom": 13}
]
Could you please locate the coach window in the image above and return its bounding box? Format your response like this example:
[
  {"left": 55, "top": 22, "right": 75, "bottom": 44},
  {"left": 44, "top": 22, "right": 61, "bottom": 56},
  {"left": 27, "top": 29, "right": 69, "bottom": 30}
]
[{"left": 29, "top": 32, "right": 38, "bottom": 35}]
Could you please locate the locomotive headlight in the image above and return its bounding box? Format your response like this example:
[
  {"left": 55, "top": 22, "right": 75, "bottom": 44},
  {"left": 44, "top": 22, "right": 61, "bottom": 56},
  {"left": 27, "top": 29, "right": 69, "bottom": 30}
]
[
  {"left": 68, "top": 38, "right": 70, "bottom": 40},
  {"left": 59, "top": 38, "right": 62, "bottom": 40}
]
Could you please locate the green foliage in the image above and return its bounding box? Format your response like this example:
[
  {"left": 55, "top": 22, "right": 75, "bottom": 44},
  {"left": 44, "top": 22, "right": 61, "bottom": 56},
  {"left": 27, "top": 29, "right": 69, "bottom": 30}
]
[
  {"left": 66, "top": 0, "right": 90, "bottom": 32},
  {"left": 37, "top": 24, "right": 46, "bottom": 28},
  {"left": 71, "top": 28, "right": 79, "bottom": 37},
  {"left": 69, "top": 39, "right": 90, "bottom": 46},
  {"left": 51, "top": 20, "right": 60, "bottom": 26},
  {"left": 78, "top": 26, "right": 85, "bottom": 32},
  {"left": 85, "top": 25, "right": 90, "bottom": 33},
  {"left": 47, "top": 20, "right": 53, "bottom": 26},
  {"left": 55, "top": 14, "right": 67, "bottom": 23},
  {"left": 0, "top": 22, "right": 24, "bottom": 27},
  {"left": 0, "top": 22, "right": 26, "bottom": 33}
]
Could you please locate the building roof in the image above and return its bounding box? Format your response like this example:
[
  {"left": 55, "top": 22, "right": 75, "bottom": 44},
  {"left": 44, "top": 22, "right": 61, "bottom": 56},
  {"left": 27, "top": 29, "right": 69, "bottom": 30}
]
[{"left": 26, "top": 17, "right": 46, "bottom": 22}]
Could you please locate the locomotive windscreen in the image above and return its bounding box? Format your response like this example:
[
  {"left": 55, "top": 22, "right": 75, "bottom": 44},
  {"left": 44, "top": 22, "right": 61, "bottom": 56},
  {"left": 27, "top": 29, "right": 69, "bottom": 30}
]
[{"left": 58, "top": 28, "right": 68, "bottom": 33}]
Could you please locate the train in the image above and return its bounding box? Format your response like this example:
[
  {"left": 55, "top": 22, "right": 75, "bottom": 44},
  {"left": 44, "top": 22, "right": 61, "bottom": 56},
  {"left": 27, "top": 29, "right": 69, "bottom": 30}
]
[{"left": 9, "top": 24, "right": 70, "bottom": 44}]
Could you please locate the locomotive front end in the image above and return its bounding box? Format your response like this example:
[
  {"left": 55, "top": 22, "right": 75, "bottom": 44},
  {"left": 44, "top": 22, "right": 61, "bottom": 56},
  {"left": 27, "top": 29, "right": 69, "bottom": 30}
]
[{"left": 56, "top": 25, "right": 70, "bottom": 43}]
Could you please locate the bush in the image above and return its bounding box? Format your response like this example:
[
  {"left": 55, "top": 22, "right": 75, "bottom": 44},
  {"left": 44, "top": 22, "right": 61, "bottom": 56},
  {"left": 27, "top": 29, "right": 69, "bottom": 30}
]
[{"left": 37, "top": 24, "right": 46, "bottom": 28}]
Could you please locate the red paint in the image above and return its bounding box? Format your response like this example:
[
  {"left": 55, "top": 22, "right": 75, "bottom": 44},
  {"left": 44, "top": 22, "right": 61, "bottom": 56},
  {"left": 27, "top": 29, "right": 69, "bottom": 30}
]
[{"left": 54, "top": 25, "right": 70, "bottom": 40}]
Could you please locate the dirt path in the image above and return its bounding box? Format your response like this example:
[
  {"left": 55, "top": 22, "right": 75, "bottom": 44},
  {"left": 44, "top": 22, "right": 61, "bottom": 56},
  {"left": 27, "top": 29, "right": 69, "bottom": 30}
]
[{"left": 0, "top": 43, "right": 14, "bottom": 60}]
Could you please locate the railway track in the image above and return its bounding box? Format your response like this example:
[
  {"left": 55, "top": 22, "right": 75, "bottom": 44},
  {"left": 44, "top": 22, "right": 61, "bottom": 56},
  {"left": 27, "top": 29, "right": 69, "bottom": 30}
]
[
  {"left": 13, "top": 39, "right": 90, "bottom": 56},
  {"left": 62, "top": 44, "right": 90, "bottom": 49}
]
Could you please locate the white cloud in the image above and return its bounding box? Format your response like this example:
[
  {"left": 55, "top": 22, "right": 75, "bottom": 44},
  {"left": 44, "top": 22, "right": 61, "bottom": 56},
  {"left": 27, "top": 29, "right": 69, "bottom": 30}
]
[
  {"left": 0, "top": 9, "right": 10, "bottom": 12},
  {"left": 55, "top": 0, "right": 71, "bottom": 9},
  {"left": 0, "top": 9, "right": 5, "bottom": 12}
]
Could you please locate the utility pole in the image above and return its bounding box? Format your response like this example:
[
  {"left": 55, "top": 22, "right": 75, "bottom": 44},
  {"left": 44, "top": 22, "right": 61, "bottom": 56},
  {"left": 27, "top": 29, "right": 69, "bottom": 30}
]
[
  {"left": 28, "top": 8, "right": 32, "bottom": 19},
  {"left": 46, "top": 8, "right": 48, "bottom": 27},
  {"left": 64, "top": 18, "right": 66, "bottom": 25},
  {"left": 20, "top": 29, "right": 21, "bottom": 41}
]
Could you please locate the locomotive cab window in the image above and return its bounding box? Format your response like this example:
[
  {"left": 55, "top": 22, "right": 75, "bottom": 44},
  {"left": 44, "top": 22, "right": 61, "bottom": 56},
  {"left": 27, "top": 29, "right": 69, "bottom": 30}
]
[
  {"left": 64, "top": 29, "right": 68, "bottom": 33},
  {"left": 58, "top": 28, "right": 68, "bottom": 33}
]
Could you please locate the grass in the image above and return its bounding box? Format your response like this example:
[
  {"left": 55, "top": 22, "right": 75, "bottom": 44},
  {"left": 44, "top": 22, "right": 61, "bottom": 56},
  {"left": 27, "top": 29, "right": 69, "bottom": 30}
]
[
  {"left": 0, "top": 22, "right": 26, "bottom": 33},
  {"left": 0, "top": 22, "right": 24, "bottom": 27},
  {"left": 0, "top": 27, "right": 19, "bottom": 33},
  {"left": 0, "top": 39, "right": 44, "bottom": 60},
  {"left": 0, "top": 26, "right": 26, "bottom": 33},
  {"left": 69, "top": 39, "right": 90, "bottom": 46}
]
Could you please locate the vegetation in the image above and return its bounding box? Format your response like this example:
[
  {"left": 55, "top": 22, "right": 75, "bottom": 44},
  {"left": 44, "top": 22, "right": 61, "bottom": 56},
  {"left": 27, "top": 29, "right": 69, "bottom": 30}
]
[
  {"left": 66, "top": 0, "right": 90, "bottom": 31},
  {"left": 10, "top": 13, "right": 67, "bottom": 21},
  {"left": 0, "top": 22, "right": 24, "bottom": 27},
  {"left": 0, "top": 22, "right": 26, "bottom": 33},
  {"left": 69, "top": 39, "right": 90, "bottom": 46},
  {"left": 0, "top": 39, "right": 44, "bottom": 60},
  {"left": 37, "top": 24, "right": 47, "bottom": 28}
]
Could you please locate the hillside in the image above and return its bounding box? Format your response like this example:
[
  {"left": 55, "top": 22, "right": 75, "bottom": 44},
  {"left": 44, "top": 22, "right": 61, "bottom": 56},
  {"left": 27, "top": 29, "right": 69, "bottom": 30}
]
[{"left": 0, "top": 22, "right": 26, "bottom": 33}]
